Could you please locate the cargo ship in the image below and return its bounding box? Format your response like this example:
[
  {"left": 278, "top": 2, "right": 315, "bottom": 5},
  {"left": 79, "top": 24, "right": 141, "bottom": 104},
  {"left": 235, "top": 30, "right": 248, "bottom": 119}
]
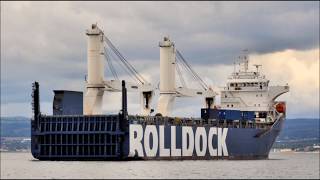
[{"left": 31, "top": 24, "right": 289, "bottom": 160}]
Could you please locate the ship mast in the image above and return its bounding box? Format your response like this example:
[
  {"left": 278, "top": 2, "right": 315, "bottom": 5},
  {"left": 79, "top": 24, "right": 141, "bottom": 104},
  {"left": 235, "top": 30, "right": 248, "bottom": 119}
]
[{"left": 242, "top": 49, "right": 249, "bottom": 72}]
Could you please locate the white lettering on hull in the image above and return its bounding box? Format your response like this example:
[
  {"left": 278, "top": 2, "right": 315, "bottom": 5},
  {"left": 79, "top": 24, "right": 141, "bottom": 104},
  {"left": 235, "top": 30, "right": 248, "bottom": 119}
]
[
  {"left": 159, "top": 125, "right": 170, "bottom": 157},
  {"left": 144, "top": 125, "right": 158, "bottom": 157},
  {"left": 195, "top": 127, "right": 207, "bottom": 156},
  {"left": 128, "top": 125, "right": 228, "bottom": 157},
  {"left": 129, "top": 124, "right": 144, "bottom": 157},
  {"left": 182, "top": 126, "right": 194, "bottom": 156},
  {"left": 218, "top": 128, "right": 228, "bottom": 156},
  {"left": 171, "top": 126, "right": 181, "bottom": 156},
  {"left": 208, "top": 128, "right": 217, "bottom": 156}
]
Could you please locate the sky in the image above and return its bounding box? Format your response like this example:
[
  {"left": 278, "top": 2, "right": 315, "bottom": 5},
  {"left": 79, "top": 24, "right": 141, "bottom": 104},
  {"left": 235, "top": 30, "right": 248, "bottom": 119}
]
[{"left": 1, "top": 1, "right": 319, "bottom": 118}]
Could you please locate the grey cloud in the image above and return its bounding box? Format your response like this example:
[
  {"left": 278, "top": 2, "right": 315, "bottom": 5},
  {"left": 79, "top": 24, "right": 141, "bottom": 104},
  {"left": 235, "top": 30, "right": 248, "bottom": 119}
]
[{"left": 1, "top": 1, "right": 319, "bottom": 117}]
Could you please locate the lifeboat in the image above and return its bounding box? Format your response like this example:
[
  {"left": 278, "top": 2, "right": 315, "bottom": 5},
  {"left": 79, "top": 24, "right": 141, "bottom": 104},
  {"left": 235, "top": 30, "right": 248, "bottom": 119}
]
[{"left": 275, "top": 102, "right": 286, "bottom": 113}]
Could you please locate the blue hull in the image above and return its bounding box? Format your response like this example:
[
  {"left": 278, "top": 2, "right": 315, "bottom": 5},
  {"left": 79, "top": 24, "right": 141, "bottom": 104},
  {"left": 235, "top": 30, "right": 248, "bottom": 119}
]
[{"left": 31, "top": 114, "right": 284, "bottom": 160}]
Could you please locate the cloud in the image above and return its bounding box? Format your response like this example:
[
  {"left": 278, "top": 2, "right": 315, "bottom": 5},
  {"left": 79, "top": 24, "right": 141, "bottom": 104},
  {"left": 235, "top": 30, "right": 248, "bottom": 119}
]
[
  {"left": 1, "top": 1, "right": 319, "bottom": 118},
  {"left": 250, "top": 49, "right": 319, "bottom": 118}
]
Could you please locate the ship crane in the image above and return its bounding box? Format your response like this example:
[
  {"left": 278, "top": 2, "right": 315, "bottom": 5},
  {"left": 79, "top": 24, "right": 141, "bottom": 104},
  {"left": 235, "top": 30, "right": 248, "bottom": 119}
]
[
  {"left": 175, "top": 50, "right": 217, "bottom": 107},
  {"left": 157, "top": 37, "right": 218, "bottom": 116},
  {"left": 84, "top": 24, "right": 154, "bottom": 115}
]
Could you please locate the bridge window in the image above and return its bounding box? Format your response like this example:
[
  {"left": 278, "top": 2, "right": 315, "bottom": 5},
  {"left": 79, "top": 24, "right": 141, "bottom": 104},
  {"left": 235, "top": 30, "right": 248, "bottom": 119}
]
[
  {"left": 230, "top": 83, "right": 234, "bottom": 87},
  {"left": 231, "top": 104, "right": 233, "bottom": 107},
  {"left": 227, "top": 104, "right": 229, "bottom": 107}
]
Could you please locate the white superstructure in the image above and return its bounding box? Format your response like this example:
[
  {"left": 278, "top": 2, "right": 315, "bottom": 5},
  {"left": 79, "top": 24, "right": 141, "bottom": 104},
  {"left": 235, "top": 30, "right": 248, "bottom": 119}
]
[{"left": 220, "top": 51, "right": 289, "bottom": 121}]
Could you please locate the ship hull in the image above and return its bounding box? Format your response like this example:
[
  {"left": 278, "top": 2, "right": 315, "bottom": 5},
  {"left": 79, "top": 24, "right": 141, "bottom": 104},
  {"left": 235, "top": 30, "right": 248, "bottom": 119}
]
[{"left": 31, "top": 114, "right": 284, "bottom": 161}]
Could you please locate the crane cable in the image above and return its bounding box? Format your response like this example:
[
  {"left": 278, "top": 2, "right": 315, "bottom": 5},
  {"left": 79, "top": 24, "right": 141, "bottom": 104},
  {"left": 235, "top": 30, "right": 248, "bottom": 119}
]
[
  {"left": 103, "top": 47, "right": 119, "bottom": 80},
  {"left": 177, "top": 51, "right": 208, "bottom": 90},
  {"left": 176, "top": 61, "right": 187, "bottom": 88},
  {"left": 104, "top": 37, "right": 144, "bottom": 84},
  {"left": 104, "top": 36, "right": 148, "bottom": 85},
  {"left": 176, "top": 50, "right": 208, "bottom": 90},
  {"left": 103, "top": 47, "right": 138, "bottom": 83},
  {"left": 176, "top": 55, "right": 199, "bottom": 87},
  {"left": 176, "top": 50, "right": 209, "bottom": 90},
  {"left": 175, "top": 51, "right": 199, "bottom": 84}
]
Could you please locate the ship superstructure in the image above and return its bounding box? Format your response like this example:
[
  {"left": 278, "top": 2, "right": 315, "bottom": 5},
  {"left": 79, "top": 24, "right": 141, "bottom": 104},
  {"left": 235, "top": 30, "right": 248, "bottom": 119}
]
[
  {"left": 220, "top": 51, "right": 289, "bottom": 123},
  {"left": 30, "top": 24, "right": 289, "bottom": 160}
]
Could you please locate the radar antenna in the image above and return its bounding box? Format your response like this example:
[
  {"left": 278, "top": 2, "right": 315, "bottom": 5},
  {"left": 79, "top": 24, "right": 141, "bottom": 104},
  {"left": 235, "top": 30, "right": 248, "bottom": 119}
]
[{"left": 253, "top": 64, "right": 262, "bottom": 74}]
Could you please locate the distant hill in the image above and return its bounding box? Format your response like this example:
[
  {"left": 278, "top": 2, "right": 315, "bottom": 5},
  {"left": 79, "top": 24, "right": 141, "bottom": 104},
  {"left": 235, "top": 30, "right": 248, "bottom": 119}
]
[
  {"left": 272, "top": 118, "right": 319, "bottom": 149},
  {"left": 277, "top": 118, "right": 319, "bottom": 141},
  {"left": 1, "top": 117, "right": 31, "bottom": 137}
]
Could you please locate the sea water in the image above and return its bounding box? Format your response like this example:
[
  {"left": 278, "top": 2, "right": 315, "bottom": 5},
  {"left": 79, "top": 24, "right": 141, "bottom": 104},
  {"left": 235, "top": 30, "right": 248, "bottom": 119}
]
[{"left": 1, "top": 152, "right": 319, "bottom": 179}]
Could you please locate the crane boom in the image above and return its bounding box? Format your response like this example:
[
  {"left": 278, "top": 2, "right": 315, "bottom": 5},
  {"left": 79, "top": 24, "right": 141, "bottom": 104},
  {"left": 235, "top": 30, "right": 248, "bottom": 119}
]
[{"left": 157, "top": 37, "right": 218, "bottom": 116}]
